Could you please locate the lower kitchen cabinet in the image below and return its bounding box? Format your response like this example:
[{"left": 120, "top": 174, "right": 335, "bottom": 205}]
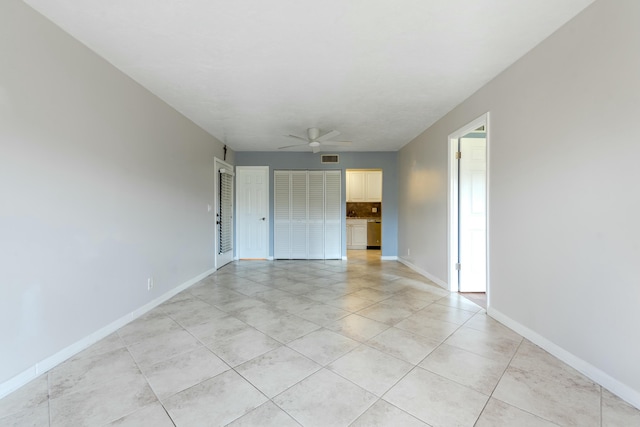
[{"left": 346, "top": 219, "right": 367, "bottom": 250}]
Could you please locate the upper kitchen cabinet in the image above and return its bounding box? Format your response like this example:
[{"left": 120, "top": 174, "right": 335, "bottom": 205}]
[{"left": 346, "top": 170, "right": 382, "bottom": 202}]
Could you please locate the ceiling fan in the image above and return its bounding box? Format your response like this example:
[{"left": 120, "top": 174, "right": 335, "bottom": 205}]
[{"left": 279, "top": 128, "right": 352, "bottom": 153}]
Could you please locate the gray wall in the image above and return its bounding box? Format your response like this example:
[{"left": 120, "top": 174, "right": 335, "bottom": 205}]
[
  {"left": 235, "top": 152, "right": 398, "bottom": 258},
  {"left": 0, "top": 0, "right": 232, "bottom": 385},
  {"left": 398, "top": 0, "right": 640, "bottom": 403}
]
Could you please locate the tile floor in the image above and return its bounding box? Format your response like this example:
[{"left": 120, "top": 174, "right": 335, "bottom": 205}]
[{"left": 1, "top": 250, "right": 639, "bottom": 426}]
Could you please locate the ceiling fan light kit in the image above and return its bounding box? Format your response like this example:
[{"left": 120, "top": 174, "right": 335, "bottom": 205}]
[{"left": 278, "top": 127, "right": 352, "bottom": 153}]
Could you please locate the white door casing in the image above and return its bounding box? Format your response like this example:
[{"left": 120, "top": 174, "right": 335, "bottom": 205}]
[
  {"left": 236, "top": 166, "right": 269, "bottom": 259},
  {"left": 215, "top": 158, "right": 234, "bottom": 269},
  {"left": 448, "top": 113, "right": 489, "bottom": 296}
]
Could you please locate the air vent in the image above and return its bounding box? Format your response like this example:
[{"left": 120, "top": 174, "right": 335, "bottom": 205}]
[{"left": 321, "top": 154, "right": 339, "bottom": 164}]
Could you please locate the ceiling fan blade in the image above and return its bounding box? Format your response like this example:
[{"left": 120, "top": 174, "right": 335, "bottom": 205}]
[
  {"left": 321, "top": 141, "right": 352, "bottom": 147},
  {"left": 317, "top": 130, "right": 340, "bottom": 142},
  {"left": 278, "top": 143, "right": 308, "bottom": 149},
  {"left": 286, "top": 134, "right": 309, "bottom": 142},
  {"left": 312, "top": 145, "right": 320, "bottom": 154}
]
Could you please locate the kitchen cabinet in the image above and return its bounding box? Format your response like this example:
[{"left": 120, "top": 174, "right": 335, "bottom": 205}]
[
  {"left": 346, "top": 170, "right": 382, "bottom": 202},
  {"left": 346, "top": 219, "right": 367, "bottom": 249}
]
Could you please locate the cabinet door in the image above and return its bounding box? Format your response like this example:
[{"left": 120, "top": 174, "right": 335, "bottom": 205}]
[
  {"left": 347, "top": 171, "right": 365, "bottom": 202},
  {"left": 346, "top": 224, "right": 353, "bottom": 246},
  {"left": 352, "top": 223, "right": 368, "bottom": 246},
  {"left": 308, "top": 171, "right": 324, "bottom": 259},
  {"left": 274, "top": 171, "right": 291, "bottom": 259},
  {"left": 324, "top": 170, "right": 342, "bottom": 259},
  {"left": 365, "top": 171, "right": 382, "bottom": 202},
  {"left": 290, "top": 171, "right": 308, "bottom": 259}
]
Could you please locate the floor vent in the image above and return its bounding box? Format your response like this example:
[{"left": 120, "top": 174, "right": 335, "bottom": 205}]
[{"left": 321, "top": 154, "right": 339, "bottom": 164}]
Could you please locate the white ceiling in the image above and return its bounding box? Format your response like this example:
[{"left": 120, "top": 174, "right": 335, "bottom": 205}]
[{"left": 24, "top": 0, "right": 594, "bottom": 152}]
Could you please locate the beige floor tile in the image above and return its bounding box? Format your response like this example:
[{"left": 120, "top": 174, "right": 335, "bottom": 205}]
[
  {"left": 207, "top": 327, "right": 281, "bottom": 367},
  {"left": 602, "top": 388, "right": 640, "bottom": 426},
  {"left": 127, "top": 328, "right": 202, "bottom": 369},
  {"left": 0, "top": 376, "right": 48, "bottom": 419},
  {"left": 419, "top": 343, "right": 509, "bottom": 395},
  {"left": 287, "top": 329, "right": 359, "bottom": 365},
  {"left": 384, "top": 367, "right": 489, "bottom": 427},
  {"left": 49, "top": 347, "right": 140, "bottom": 399},
  {"left": 394, "top": 313, "right": 460, "bottom": 342},
  {"left": 273, "top": 369, "right": 377, "bottom": 427},
  {"left": 435, "top": 294, "right": 483, "bottom": 312},
  {"left": 348, "top": 288, "right": 392, "bottom": 302},
  {"left": 235, "top": 346, "right": 320, "bottom": 398},
  {"left": 227, "top": 401, "right": 301, "bottom": 427},
  {"left": 295, "top": 304, "right": 350, "bottom": 326},
  {"left": 163, "top": 370, "right": 267, "bottom": 426},
  {"left": 351, "top": 400, "right": 429, "bottom": 427},
  {"left": 444, "top": 326, "right": 521, "bottom": 361},
  {"left": 142, "top": 346, "right": 229, "bottom": 400},
  {"left": 49, "top": 372, "right": 156, "bottom": 427},
  {"left": 254, "top": 314, "right": 321, "bottom": 344},
  {"left": 324, "top": 295, "right": 375, "bottom": 312},
  {"left": 492, "top": 365, "right": 600, "bottom": 426},
  {"left": 106, "top": 402, "right": 174, "bottom": 426},
  {"left": 234, "top": 306, "right": 290, "bottom": 327},
  {"left": 328, "top": 345, "right": 413, "bottom": 396},
  {"left": 357, "top": 302, "right": 414, "bottom": 325},
  {"left": 117, "top": 312, "right": 182, "bottom": 346},
  {"left": 367, "top": 327, "right": 440, "bottom": 364},
  {"left": 414, "top": 303, "right": 476, "bottom": 325},
  {"left": 185, "top": 315, "right": 251, "bottom": 345},
  {"left": 325, "top": 314, "right": 390, "bottom": 342},
  {"left": 464, "top": 312, "right": 522, "bottom": 342},
  {"left": 475, "top": 398, "right": 559, "bottom": 427},
  {"left": 0, "top": 402, "right": 49, "bottom": 427},
  {"left": 212, "top": 296, "right": 268, "bottom": 315}
]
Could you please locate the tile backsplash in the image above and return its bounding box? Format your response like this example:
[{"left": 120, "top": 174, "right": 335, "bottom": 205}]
[{"left": 346, "top": 202, "right": 381, "bottom": 218}]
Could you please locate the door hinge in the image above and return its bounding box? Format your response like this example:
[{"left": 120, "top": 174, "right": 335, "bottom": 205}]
[
  {"left": 455, "top": 151, "right": 461, "bottom": 159},
  {"left": 455, "top": 263, "right": 461, "bottom": 271}
]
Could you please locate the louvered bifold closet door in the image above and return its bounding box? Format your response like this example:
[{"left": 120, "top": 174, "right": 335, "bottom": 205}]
[
  {"left": 274, "top": 171, "right": 292, "bottom": 259},
  {"left": 307, "top": 171, "right": 325, "bottom": 259},
  {"left": 290, "top": 171, "right": 308, "bottom": 259},
  {"left": 324, "top": 170, "right": 342, "bottom": 259}
]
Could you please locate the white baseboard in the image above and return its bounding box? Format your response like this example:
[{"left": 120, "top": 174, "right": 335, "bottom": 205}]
[
  {"left": 397, "top": 257, "right": 449, "bottom": 290},
  {"left": 381, "top": 256, "right": 398, "bottom": 261},
  {"left": 488, "top": 307, "right": 640, "bottom": 410},
  {"left": 0, "top": 267, "right": 216, "bottom": 400},
  {"left": 342, "top": 256, "right": 348, "bottom": 261}
]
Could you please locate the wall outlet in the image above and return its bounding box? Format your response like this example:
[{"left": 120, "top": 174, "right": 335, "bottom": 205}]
[
  {"left": 207, "top": 204, "right": 212, "bottom": 212},
  {"left": 372, "top": 207, "right": 377, "bottom": 213},
  {"left": 408, "top": 248, "right": 411, "bottom": 256},
  {"left": 147, "top": 277, "right": 154, "bottom": 291}
]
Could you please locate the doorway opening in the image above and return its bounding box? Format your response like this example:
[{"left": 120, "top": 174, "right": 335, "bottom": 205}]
[
  {"left": 345, "top": 169, "right": 383, "bottom": 258},
  {"left": 448, "top": 114, "right": 489, "bottom": 306}
]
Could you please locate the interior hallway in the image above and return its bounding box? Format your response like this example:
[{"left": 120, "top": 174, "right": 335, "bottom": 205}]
[{"left": 1, "top": 255, "right": 638, "bottom": 426}]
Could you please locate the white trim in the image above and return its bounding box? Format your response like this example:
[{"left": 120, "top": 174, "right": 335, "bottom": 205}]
[
  {"left": 488, "top": 307, "right": 640, "bottom": 410},
  {"left": 267, "top": 256, "right": 274, "bottom": 261},
  {"left": 0, "top": 267, "right": 215, "bottom": 400},
  {"left": 397, "top": 256, "right": 449, "bottom": 290},
  {"left": 381, "top": 256, "right": 398, "bottom": 261},
  {"left": 342, "top": 256, "right": 348, "bottom": 261},
  {"left": 448, "top": 113, "right": 490, "bottom": 296}
]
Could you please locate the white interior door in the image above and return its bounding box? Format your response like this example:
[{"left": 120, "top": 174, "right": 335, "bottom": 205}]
[
  {"left": 236, "top": 166, "right": 269, "bottom": 259},
  {"left": 458, "top": 136, "right": 487, "bottom": 292},
  {"left": 215, "top": 158, "right": 234, "bottom": 269}
]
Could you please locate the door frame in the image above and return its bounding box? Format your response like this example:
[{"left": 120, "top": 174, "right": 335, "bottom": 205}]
[
  {"left": 235, "top": 166, "right": 270, "bottom": 260},
  {"left": 214, "top": 157, "right": 234, "bottom": 270},
  {"left": 448, "top": 113, "right": 490, "bottom": 301}
]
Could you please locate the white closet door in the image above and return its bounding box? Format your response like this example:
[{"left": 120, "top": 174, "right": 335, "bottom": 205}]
[
  {"left": 324, "top": 170, "right": 342, "bottom": 259},
  {"left": 308, "top": 171, "right": 325, "bottom": 259},
  {"left": 274, "top": 171, "right": 291, "bottom": 259},
  {"left": 290, "top": 171, "right": 308, "bottom": 259}
]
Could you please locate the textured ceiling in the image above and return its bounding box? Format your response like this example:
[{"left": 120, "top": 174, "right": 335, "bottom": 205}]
[{"left": 24, "top": 0, "right": 595, "bottom": 152}]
